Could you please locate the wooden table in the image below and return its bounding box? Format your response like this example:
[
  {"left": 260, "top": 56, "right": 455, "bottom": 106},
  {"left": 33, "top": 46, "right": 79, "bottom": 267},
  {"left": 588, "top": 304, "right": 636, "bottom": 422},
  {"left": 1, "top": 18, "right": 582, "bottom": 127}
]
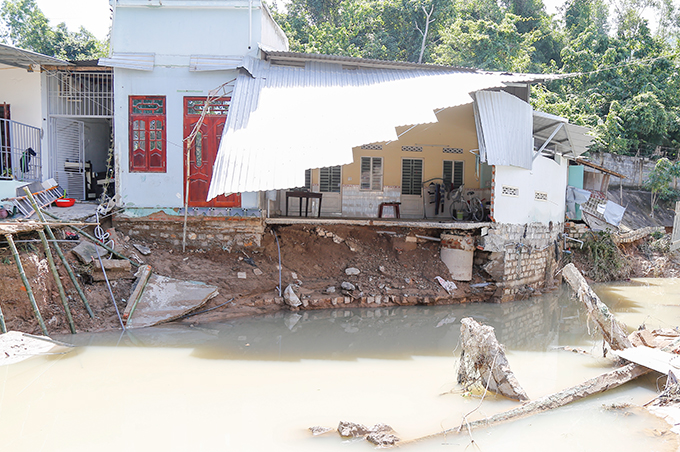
[{"left": 285, "top": 191, "right": 322, "bottom": 218}]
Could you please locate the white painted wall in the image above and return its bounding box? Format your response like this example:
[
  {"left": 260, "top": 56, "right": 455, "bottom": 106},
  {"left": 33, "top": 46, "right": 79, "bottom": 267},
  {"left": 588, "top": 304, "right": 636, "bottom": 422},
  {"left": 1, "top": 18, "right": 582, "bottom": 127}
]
[
  {"left": 0, "top": 64, "right": 42, "bottom": 127},
  {"left": 493, "top": 154, "right": 567, "bottom": 225},
  {"left": 110, "top": 0, "right": 287, "bottom": 209}
]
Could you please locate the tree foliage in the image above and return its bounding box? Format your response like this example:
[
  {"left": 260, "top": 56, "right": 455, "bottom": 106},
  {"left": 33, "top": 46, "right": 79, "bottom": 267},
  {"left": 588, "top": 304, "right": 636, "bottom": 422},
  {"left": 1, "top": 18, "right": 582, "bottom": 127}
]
[{"left": 0, "top": 0, "right": 107, "bottom": 61}]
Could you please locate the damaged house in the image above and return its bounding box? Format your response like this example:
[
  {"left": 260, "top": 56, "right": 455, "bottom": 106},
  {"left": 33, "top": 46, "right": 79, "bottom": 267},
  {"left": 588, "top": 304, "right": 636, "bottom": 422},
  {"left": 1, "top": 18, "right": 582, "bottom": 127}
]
[
  {"left": 0, "top": 0, "right": 597, "bottom": 302},
  {"left": 0, "top": 43, "right": 114, "bottom": 206}
]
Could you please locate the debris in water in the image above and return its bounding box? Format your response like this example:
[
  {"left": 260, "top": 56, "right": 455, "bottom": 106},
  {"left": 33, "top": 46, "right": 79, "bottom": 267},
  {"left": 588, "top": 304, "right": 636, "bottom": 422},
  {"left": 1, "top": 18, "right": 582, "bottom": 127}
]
[
  {"left": 436, "top": 315, "right": 457, "bottom": 328},
  {"left": 458, "top": 317, "right": 529, "bottom": 401},
  {"left": 283, "top": 284, "right": 302, "bottom": 307},
  {"left": 309, "top": 426, "right": 334, "bottom": 436}
]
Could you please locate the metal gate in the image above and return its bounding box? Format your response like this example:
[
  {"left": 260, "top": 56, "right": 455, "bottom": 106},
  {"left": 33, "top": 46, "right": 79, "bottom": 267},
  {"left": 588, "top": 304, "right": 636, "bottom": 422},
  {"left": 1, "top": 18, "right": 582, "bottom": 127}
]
[{"left": 51, "top": 118, "right": 85, "bottom": 200}]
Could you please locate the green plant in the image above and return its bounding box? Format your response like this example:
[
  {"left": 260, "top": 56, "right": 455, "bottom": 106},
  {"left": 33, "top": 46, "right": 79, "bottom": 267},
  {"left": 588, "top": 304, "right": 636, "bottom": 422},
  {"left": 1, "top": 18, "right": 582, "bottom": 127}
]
[{"left": 577, "top": 231, "right": 630, "bottom": 281}]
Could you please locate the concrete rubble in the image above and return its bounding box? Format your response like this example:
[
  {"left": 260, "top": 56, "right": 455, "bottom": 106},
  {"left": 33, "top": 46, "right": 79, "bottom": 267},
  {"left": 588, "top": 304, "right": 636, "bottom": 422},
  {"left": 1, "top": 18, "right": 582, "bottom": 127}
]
[{"left": 0, "top": 331, "right": 74, "bottom": 366}]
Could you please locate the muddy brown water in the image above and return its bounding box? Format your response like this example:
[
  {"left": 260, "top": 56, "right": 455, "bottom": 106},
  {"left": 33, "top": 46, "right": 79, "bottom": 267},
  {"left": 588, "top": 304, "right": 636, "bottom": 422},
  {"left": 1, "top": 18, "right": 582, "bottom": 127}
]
[{"left": 0, "top": 282, "right": 678, "bottom": 451}]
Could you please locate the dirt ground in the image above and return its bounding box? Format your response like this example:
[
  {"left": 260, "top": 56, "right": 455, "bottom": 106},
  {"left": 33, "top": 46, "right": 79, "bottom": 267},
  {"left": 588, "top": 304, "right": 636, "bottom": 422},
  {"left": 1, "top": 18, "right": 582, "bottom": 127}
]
[{"left": 0, "top": 222, "right": 678, "bottom": 336}]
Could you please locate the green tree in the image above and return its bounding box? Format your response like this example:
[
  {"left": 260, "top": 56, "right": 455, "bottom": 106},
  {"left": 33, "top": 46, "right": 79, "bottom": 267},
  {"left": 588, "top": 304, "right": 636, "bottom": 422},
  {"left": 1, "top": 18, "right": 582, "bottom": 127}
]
[
  {"left": 644, "top": 157, "right": 680, "bottom": 217},
  {"left": 0, "top": 0, "right": 107, "bottom": 60}
]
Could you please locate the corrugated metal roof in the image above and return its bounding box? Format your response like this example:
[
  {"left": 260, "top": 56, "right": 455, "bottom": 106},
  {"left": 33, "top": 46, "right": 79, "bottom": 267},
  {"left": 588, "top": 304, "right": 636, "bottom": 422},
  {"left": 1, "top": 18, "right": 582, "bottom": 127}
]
[
  {"left": 208, "top": 56, "right": 557, "bottom": 197},
  {"left": 533, "top": 111, "right": 593, "bottom": 157},
  {"left": 473, "top": 90, "right": 533, "bottom": 170},
  {"left": 0, "top": 43, "right": 70, "bottom": 70},
  {"left": 98, "top": 53, "right": 155, "bottom": 71}
]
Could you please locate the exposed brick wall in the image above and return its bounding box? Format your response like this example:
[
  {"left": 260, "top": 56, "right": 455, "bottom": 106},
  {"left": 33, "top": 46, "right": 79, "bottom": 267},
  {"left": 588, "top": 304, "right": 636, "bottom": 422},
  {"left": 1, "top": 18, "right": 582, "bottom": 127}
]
[
  {"left": 479, "top": 222, "right": 562, "bottom": 302},
  {"left": 113, "top": 211, "right": 265, "bottom": 251}
]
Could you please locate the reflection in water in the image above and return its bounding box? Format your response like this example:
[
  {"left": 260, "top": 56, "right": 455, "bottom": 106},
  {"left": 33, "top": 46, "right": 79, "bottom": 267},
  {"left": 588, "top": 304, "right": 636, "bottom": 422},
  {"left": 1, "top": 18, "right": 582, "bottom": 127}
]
[
  {"left": 59, "top": 287, "right": 591, "bottom": 361},
  {"left": 0, "top": 284, "right": 677, "bottom": 452}
]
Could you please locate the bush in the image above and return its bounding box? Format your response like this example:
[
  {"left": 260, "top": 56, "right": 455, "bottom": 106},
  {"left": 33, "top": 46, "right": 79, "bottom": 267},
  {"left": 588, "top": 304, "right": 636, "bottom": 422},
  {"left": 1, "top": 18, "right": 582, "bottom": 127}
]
[{"left": 576, "top": 231, "right": 630, "bottom": 281}]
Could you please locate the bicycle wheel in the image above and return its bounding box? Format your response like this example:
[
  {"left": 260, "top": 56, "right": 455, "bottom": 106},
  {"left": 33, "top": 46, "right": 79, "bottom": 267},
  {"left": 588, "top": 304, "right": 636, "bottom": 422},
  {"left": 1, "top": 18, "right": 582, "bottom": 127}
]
[
  {"left": 450, "top": 200, "right": 470, "bottom": 221},
  {"left": 469, "top": 197, "right": 485, "bottom": 222}
]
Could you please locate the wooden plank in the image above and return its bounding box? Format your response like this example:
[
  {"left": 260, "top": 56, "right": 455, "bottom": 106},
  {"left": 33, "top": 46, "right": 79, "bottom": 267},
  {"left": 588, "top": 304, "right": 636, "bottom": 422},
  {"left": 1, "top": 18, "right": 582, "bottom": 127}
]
[{"left": 615, "top": 346, "right": 680, "bottom": 375}]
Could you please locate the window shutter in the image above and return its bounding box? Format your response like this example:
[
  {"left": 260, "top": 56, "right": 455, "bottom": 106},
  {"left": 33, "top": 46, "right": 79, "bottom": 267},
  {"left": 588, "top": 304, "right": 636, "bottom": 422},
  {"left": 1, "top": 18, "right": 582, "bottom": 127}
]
[
  {"left": 443, "top": 161, "right": 453, "bottom": 188},
  {"left": 320, "top": 166, "right": 341, "bottom": 193},
  {"left": 371, "top": 158, "right": 382, "bottom": 191},
  {"left": 360, "top": 157, "right": 371, "bottom": 190},
  {"left": 453, "top": 161, "right": 464, "bottom": 188},
  {"left": 402, "top": 159, "right": 422, "bottom": 195},
  {"left": 304, "top": 169, "right": 311, "bottom": 189}
]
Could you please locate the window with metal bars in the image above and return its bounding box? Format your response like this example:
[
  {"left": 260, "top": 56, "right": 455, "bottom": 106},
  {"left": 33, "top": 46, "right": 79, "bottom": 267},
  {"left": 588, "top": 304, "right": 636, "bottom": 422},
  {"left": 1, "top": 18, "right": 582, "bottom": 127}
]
[
  {"left": 360, "top": 157, "right": 382, "bottom": 191},
  {"left": 443, "top": 160, "right": 464, "bottom": 189},
  {"left": 401, "top": 158, "right": 423, "bottom": 195},
  {"left": 320, "top": 166, "right": 341, "bottom": 192},
  {"left": 129, "top": 96, "right": 166, "bottom": 172}
]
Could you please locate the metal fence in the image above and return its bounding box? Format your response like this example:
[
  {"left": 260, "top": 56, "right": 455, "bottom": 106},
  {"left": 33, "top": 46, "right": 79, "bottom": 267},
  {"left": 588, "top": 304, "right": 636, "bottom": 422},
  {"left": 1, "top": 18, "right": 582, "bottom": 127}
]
[
  {"left": 47, "top": 71, "right": 113, "bottom": 117},
  {"left": 0, "top": 118, "right": 42, "bottom": 182}
]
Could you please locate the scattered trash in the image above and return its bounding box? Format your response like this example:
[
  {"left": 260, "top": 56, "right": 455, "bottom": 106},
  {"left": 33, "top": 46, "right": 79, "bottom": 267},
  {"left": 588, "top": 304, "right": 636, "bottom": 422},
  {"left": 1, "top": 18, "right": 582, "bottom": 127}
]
[
  {"left": 325, "top": 286, "right": 336, "bottom": 294},
  {"left": 63, "top": 230, "right": 79, "bottom": 241},
  {"left": 340, "top": 282, "right": 356, "bottom": 291},
  {"left": 133, "top": 243, "right": 152, "bottom": 256},
  {"left": 253, "top": 268, "right": 263, "bottom": 276},
  {"left": 237, "top": 272, "right": 247, "bottom": 279},
  {"left": 283, "top": 284, "right": 302, "bottom": 307},
  {"left": 435, "top": 276, "right": 457, "bottom": 295},
  {"left": 345, "top": 267, "right": 361, "bottom": 276},
  {"left": 470, "top": 282, "right": 491, "bottom": 288}
]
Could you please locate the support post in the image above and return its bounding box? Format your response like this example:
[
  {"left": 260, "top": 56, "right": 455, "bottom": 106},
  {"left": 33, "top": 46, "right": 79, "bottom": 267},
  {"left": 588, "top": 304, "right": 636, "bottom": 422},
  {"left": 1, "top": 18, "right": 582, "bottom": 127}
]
[
  {"left": 38, "top": 229, "right": 76, "bottom": 334},
  {"left": 6, "top": 234, "right": 48, "bottom": 336},
  {"left": 23, "top": 188, "right": 94, "bottom": 318}
]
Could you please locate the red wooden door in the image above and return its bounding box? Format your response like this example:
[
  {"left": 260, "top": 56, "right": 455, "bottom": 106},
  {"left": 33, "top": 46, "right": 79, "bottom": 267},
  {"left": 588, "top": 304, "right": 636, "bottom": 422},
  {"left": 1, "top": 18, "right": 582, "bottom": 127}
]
[{"left": 183, "top": 97, "right": 240, "bottom": 207}]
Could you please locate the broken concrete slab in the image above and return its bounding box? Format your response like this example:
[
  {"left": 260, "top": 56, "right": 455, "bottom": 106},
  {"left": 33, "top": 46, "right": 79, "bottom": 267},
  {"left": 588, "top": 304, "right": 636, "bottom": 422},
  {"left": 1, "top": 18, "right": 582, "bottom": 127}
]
[
  {"left": 124, "top": 274, "right": 218, "bottom": 329},
  {"left": 92, "top": 259, "right": 133, "bottom": 281},
  {"left": 71, "top": 241, "right": 108, "bottom": 263},
  {"left": 0, "top": 331, "right": 74, "bottom": 366},
  {"left": 133, "top": 243, "right": 151, "bottom": 255}
]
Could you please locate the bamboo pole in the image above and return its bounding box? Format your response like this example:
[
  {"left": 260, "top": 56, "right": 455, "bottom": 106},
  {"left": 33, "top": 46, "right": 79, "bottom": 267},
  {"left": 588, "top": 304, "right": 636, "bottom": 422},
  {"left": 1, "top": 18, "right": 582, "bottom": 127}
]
[
  {"left": 23, "top": 188, "right": 94, "bottom": 318},
  {"left": 41, "top": 210, "right": 141, "bottom": 268},
  {"left": 0, "top": 302, "right": 6, "bottom": 333},
  {"left": 38, "top": 229, "right": 76, "bottom": 334},
  {"left": 6, "top": 234, "right": 48, "bottom": 336}
]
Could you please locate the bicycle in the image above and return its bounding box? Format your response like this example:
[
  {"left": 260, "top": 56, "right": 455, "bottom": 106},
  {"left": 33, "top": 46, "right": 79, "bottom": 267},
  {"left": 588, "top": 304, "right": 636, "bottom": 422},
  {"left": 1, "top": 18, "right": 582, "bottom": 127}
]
[{"left": 449, "top": 185, "right": 485, "bottom": 222}]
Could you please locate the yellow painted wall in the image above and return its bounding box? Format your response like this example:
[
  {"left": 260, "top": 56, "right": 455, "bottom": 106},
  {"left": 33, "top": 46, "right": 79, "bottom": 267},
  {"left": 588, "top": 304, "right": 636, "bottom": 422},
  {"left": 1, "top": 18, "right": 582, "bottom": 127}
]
[{"left": 336, "top": 103, "right": 481, "bottom": 190}]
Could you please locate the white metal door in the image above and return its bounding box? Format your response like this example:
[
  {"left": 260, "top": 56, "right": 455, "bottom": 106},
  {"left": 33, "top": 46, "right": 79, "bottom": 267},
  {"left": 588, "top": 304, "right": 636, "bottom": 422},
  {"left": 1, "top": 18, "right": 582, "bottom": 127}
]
[{"left": 51, "top": 118, "right": 85, "bottom": 200}]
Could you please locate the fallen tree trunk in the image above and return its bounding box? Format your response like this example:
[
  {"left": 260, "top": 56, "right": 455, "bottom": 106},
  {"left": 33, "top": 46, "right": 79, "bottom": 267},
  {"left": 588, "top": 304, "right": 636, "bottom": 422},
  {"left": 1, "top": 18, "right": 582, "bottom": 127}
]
[
  {"left": 397, "top": 362, "right": 650, "bottom": 447},
  {"left": 562, "top": 263, "right": 632, "bottom": 350}
]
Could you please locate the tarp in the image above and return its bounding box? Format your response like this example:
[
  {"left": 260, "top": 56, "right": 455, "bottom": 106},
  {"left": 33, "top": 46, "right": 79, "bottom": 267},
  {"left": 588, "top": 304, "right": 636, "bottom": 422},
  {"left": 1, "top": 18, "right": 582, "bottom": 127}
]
[{"left": 207, "top": 57, "right": 553, "bottom": 198}]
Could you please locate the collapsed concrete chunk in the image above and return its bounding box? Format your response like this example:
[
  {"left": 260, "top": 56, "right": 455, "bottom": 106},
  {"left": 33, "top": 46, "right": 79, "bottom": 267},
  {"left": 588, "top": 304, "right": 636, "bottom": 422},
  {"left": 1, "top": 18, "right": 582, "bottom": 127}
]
[
  {"left": 336, "top": 421, "right": 399, "bottom": 444},
  {"left": 92, "top": 258, "right": 133, "bottom": 281},
  {"left": 71, "top": 241, "right": 108, "bottom": 263},
  {"left": 308, "top": 426, "right": 334, "bottom": 436},
  {"left": 124, "top": 274, "right": 218, "bottom": 328},
  {"left": 458, "top": 317, "right": 529, "bottom": 401},
  {"left": 337, "top": 421, "right": 370, "bottom": 438}
]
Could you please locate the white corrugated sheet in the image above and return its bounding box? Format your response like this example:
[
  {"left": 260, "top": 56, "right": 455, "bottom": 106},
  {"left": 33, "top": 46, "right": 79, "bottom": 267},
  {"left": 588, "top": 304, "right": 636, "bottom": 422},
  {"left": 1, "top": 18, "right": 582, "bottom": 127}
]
[
  {"left": 0, "top": 43, "right": 70, "bottom": 69},
  {"left": 208, "top": 57, "right": 551, "bottom": 197},
  {"left": 533, "top": 111, "right": 592, "bottom": 157},
  {"left": 473, "top": 90, "right": 533, "bottom": 170},
  {"left": 98, "top": 53, "right": 155, "bottom": 71},
  {"left": 189, "top": 55, "right": 244, "bottom": 71}
]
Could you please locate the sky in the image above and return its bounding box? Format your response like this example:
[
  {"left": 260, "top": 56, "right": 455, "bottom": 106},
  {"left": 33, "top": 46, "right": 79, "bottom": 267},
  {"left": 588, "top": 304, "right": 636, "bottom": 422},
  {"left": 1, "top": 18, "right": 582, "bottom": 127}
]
[
  {"left": 33, "top": 0, "right": 111, "bottom": 41},
  {"left": 21, "top": 0, "right": 566, "bottom": 44},
  {"left": 0, "top": 0, "right": 669, "bottom": 44}
]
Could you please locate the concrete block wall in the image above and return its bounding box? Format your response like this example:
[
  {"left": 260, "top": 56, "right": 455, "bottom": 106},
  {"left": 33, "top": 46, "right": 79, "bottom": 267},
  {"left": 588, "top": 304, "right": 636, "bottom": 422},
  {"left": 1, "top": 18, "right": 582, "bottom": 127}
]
[
  {"left": 113, "top": 211, "right": 265, "bottom": 251},
  {"left": 479, "top": 222, "right": 562, "bottom": 301},
  {"left": 589, "top": 152, "right": 657, "bottom": 189}
]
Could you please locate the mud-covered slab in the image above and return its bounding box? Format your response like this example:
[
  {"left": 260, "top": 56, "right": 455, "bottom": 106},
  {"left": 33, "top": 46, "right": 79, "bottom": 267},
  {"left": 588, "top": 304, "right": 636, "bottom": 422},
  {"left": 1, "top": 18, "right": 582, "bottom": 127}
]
[
  {"left": 125, "top": 274, "right": 218, "bottom": 329},
  {"left": 0, "top": 331, "right": 74, "bottom": 366}
]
